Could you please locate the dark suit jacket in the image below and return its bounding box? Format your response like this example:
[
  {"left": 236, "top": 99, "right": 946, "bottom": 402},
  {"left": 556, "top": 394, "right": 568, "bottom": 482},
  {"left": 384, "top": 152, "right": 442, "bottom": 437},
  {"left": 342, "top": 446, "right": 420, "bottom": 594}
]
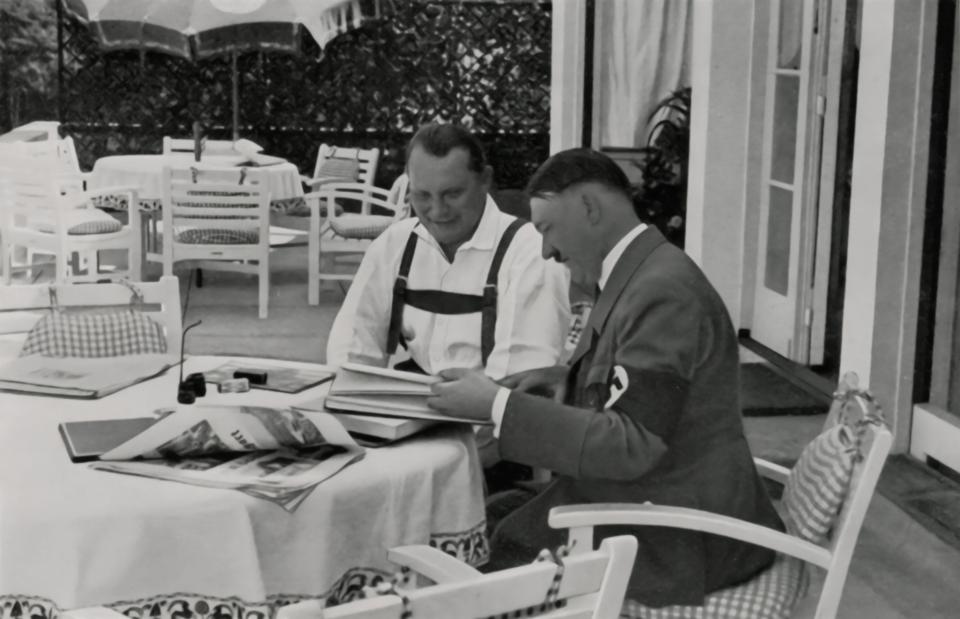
[{"left": 491, "top": 227, "right": 784, "bottom": 607}]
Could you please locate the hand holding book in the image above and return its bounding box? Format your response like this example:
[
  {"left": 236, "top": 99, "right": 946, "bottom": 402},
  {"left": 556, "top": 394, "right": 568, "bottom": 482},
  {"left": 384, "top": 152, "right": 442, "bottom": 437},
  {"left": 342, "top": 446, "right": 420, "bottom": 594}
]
[
  {"left": 427, "top": 368, "right": 499, "bottom": 423},
  {"left": 312, "top": 363, "right": 488, "bottom": 425}
]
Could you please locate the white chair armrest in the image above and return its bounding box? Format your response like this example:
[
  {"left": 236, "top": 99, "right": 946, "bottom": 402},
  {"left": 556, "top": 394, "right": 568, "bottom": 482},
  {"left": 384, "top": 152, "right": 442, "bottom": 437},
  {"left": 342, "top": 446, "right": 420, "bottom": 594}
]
[
  {"left": 62, "top": 608, "right": 128, "bottom": 619},
  {"left": 388, "top": 544, "right": 483, "bottom": 584},
  {"left": 754, "top": 457, "right": 791, "bottom": 484},
  {"left": 549, "top": 503, "right": 831, "bottom": 568},
  {"left": 304, "top": 176, "right": 351, "bottom": 189}
]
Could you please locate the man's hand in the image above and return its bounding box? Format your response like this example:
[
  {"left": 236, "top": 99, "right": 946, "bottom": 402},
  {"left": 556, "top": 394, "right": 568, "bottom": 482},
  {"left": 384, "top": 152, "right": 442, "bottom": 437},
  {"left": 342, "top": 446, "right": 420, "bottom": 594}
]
[
  {"left": 497, "top": 365, "right": 569, "bottom": 402},
  {"left": 427, "top": 368, "right": 500, "bottom": 422}
]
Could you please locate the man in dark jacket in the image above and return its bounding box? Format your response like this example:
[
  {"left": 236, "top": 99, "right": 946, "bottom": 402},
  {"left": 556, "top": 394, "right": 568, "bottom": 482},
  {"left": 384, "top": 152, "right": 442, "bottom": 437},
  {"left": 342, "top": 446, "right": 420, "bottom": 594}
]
[{"left": 427, "top": 148, "right": 783, "bottom": 607}]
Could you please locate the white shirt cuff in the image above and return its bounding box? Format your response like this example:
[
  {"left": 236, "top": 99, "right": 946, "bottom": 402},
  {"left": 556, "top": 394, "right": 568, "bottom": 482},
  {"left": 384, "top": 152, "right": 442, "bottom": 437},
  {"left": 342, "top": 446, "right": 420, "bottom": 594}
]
[{"left": 491, "top": 387, "right": 511, "bottom": 438}]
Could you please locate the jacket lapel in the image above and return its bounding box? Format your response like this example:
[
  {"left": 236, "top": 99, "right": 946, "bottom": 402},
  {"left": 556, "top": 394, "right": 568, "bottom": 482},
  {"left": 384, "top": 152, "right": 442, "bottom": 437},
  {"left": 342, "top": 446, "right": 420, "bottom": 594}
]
[{"left": 566, "top": 226, "right": 667, "bottom": 368}]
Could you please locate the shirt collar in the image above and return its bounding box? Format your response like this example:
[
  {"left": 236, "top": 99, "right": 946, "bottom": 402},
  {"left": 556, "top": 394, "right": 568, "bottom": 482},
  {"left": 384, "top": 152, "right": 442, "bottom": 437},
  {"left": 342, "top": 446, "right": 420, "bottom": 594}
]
[
  {"left": 599, "top": 223, "right": 648, "bottom": 291},
  {"left": 415, "top": 194, "right": 500, "bottom": 252}
]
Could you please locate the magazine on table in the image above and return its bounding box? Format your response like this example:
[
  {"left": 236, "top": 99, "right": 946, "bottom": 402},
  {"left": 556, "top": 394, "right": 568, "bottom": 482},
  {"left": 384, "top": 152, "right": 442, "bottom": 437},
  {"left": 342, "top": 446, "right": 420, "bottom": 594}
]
[
  {"left": 79, "top": 404, "right": 364, "bottom": 511},
  {"left": 203, "top": 361, "right": 335, "bottom": 394},
  {"left": 0, "top": 354, "right": 177, "bottom": 399}
]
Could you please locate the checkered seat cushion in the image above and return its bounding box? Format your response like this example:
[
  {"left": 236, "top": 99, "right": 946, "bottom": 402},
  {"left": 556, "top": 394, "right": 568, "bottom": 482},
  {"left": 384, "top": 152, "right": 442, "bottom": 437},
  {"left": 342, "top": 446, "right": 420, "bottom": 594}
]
[
  {"left": 329, "top": 214, "right": 395, "bottom": 239},
  {"left": 31, "top": 207, "right": 123, "bottom": 235},
  {"left": 174, "top": 193, "right": 260, "bottom": 244},
  {"left": 174, "top": 227, "right": 260, "bottom": 244},
  {"left": 20, "top": 310, "right": 168, "bottom": 358},
  {"left": 620, "top": 555, "right": 808, "bottom": 619}
]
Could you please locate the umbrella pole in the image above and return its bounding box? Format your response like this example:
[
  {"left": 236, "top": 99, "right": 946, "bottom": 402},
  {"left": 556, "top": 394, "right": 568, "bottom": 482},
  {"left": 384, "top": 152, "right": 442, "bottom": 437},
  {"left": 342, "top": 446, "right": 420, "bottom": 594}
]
[{"left": 232, "top": 49, "right": 239, "bottom": 142}]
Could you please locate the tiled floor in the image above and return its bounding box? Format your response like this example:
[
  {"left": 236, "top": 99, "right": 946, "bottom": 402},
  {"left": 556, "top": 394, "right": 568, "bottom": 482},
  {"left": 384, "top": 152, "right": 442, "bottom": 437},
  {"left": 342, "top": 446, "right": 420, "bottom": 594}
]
[{"left": 11, "top": 243, "right": 960, "bottom": 617}]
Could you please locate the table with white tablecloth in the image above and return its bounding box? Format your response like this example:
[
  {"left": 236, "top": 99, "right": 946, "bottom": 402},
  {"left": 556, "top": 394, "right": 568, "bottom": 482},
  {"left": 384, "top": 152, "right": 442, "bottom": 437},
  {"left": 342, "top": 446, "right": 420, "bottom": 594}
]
[
  {"left": 88, "top": 154, "right": 307, "bottom": 214},
  {"left": 0, "top": 356, "right": 487, "bottom": 619}
]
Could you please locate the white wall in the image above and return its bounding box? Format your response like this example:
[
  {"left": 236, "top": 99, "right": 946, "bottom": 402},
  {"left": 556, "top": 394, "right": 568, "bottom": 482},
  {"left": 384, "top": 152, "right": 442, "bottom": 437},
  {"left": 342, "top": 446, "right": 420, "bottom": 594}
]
[
  {"left": 686, "top": 0, "right": 755, "bottom": 328},
  {"left": 550, "top": 0, "right": 588, "bottom": 154},
  {"left": 840, "top": 0, "right": 936, "bottom": 451}
]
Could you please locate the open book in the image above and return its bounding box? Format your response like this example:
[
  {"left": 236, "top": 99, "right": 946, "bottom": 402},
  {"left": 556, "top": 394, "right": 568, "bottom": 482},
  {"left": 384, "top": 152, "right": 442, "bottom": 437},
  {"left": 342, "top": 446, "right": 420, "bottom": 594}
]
[
  {"left": 0, "top": 354, "right": 177, "bottom": 399},
  {"left": 65, "top": 404, "right": 364, "bottom": 511},
  {"left": 298, "top": 362, "right": 488, "bottom": 426}
]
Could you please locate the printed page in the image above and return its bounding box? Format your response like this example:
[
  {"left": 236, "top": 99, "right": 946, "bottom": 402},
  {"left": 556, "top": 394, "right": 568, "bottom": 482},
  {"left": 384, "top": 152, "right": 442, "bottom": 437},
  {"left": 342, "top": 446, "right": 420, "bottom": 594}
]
[
  {"left": 91, "top": 445, "right": 364, "bottom": 512},
  {"left": 100, "top": 405, "right": 356, "bottom": 461}
]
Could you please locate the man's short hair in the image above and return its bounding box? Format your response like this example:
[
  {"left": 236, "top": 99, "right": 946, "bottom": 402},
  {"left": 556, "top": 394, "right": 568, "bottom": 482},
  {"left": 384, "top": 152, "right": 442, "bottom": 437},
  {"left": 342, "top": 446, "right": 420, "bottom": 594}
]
[
  {"left": 406, "top": 123, "right": 487, "bottom": 173},
  {"left": 526, "top": 148, "right": 631, "bottom": 199}
]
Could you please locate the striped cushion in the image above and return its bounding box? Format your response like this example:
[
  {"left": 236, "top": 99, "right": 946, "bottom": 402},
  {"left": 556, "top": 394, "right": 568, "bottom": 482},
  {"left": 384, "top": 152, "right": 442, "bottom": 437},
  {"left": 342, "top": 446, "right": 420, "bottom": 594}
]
[
  {"left": 20, "top": 310, "right": 167, "bottom": 358},
  {"left": 620, "top": 555, "right": 808, "bottom": 619},
  {"left": 329, "top": 214, "right": 394, "bottom": 239},
  {"left": 174, "top": 228, "right": 259, "bottom": 244},
  {"left": 782, "top": 423, "right": 857, "bottom": 543}
]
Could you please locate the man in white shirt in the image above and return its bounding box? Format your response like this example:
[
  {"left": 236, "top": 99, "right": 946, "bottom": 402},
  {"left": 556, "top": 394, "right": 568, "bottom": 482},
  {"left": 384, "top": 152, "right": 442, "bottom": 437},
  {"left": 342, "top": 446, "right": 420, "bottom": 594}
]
[{"left": 327, "top": 123, "right": 570, "bottom": 472}]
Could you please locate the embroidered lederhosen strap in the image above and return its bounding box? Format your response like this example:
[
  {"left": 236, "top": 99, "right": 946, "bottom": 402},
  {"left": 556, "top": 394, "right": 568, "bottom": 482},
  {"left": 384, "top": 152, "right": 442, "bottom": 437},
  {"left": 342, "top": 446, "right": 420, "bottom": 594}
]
[{"left": 385, "top": 218, "right": 526, "bottom": 365}]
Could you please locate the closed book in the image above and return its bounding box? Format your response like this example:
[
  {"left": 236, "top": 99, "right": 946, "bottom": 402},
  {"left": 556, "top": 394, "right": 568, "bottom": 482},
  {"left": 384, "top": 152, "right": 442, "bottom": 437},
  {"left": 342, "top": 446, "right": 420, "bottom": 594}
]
[
  {"left": 58, "top": 417, "right": 158, "bottom": 462},
  {"left": 0, "top": 354, "right": 176, "bottom": 399},
  {"left": 329, "top": 412, "right": 439, "bottom": 442}
]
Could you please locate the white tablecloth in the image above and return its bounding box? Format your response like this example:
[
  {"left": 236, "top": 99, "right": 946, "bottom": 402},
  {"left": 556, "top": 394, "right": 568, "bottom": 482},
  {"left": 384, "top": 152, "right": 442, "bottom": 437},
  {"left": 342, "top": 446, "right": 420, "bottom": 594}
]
[
  {"left": 0, "top": 356, "right": 487, "bottom": 618},
  {"left": 88, "top": 155, "right": 305, "bottom": 213}
]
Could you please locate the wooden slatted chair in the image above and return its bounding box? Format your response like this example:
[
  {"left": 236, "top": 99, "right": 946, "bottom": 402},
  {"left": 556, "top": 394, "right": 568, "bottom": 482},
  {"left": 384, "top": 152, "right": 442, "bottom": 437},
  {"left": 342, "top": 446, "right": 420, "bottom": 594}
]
[
  {"left": 547, "top": 373, "right": 891, "bottom": 619},
  {"left": 0, "top": 140, "right": 142, "bottom": 284},
  {"left": 307, "top": 174, "right": 410, "bottom": 304},
  {"left": 158, "top": 166, "right": 272, "bottom": 318},
  {"left": 302, "top": 144, "right": 380, "bottom": 192},
  {"left": 61, "top": 537, "right": 635, "bottom": 619}
]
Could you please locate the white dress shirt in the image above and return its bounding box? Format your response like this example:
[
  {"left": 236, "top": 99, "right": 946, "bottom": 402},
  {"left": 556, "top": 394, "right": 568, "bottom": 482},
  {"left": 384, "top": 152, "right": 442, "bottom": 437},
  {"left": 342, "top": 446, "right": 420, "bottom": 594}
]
[
  {"left": 326, "top": 196, "right": 571, "bottom": 380},
  {"left": 491, "top": 223, "right": 648, "bottom": 435}
]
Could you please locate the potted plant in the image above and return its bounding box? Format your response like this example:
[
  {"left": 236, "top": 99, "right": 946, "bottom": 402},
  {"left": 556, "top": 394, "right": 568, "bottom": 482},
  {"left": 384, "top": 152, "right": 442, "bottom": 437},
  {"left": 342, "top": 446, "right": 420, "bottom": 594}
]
[{"left": 631, "top": 87, "right": 691, "bottom": 248}]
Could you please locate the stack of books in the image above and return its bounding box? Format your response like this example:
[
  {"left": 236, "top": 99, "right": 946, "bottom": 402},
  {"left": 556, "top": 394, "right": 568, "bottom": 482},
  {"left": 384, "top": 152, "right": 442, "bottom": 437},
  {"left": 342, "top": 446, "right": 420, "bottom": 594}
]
[{"left": 295, "top": 363, "right": 483, "bottom": 443}]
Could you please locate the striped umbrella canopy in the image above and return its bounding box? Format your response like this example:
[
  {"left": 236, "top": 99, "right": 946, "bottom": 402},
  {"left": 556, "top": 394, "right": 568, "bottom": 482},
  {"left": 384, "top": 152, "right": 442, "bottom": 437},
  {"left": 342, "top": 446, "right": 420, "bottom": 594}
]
[
  {"left": 63, "top": 0, "right": 391, "bottom": 139},
  {"left": 64, "top": 0, "right": 390, "bottom": 60}
]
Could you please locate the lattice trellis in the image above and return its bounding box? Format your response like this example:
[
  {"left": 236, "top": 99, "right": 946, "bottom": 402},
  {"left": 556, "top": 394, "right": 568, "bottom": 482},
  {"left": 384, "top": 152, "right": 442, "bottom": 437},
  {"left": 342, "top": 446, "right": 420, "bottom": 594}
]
[{"left": 58, "top": 0, "right": 552, "bottom": 190}]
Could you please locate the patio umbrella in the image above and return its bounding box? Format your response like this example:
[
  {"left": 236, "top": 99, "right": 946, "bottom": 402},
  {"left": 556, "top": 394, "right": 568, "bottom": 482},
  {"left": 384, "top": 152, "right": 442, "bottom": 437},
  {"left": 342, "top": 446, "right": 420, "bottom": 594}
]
[{"left": 63, "top": 0, "right": 391, "bottom": 139}]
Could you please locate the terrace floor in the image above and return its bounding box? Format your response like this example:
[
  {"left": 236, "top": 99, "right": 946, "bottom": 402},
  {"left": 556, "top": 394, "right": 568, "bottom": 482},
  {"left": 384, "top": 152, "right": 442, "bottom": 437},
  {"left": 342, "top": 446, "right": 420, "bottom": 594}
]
[{"left": 12, "top": 241, "right": 960, "bottom": 617}]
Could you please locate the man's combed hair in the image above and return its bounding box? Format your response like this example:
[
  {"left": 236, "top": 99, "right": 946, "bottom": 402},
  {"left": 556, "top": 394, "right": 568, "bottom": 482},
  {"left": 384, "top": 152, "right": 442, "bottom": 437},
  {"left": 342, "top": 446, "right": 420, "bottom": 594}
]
[
  {"left": 525, "top": 148, "right": 632, "bottom": 199},
  {"left": 406, "top": 122, "right": 487, "bottom": 173}
]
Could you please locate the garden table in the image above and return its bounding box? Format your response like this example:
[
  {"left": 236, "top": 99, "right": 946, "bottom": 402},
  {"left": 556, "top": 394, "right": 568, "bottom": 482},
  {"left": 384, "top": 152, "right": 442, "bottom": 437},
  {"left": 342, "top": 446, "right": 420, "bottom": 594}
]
[{"left": 0, "top": 356, "right": 487, "bottom": 619}]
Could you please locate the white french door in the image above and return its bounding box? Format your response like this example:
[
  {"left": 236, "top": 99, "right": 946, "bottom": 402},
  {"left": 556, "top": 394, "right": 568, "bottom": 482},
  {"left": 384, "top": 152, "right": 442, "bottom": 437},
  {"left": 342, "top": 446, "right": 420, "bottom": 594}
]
[{"left": 752, "top": 0, "right": 833, "bottom": 364}]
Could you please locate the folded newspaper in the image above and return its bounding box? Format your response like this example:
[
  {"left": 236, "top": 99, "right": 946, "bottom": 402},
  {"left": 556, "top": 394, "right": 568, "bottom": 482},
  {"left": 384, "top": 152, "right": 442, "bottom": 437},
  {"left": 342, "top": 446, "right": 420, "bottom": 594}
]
[{"left": 89, "top": 404, "right": 365, "bottom": 511}]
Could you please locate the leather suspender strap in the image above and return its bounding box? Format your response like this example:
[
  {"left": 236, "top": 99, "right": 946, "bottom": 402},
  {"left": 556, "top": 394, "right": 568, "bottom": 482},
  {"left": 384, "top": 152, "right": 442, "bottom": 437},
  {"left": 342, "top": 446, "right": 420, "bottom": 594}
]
[
  {"left": 480, "top": 218, "right": 526, "bottom": 365},
  {"left": 386, "top": 231, "right": 420, "bottom": 355},
  {"left": 385, "top": 218, "right": 526, "bottom": 363},
  {"left": 403, "top": 289, "right": 485, "bottom": 314}
]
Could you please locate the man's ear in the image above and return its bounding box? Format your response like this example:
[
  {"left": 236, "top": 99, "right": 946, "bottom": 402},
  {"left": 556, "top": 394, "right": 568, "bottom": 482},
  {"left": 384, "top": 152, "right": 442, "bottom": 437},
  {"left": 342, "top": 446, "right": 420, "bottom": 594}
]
[
  {"left": 581, "top": 189, "right": 602, "bottom": 225},
  {"left": 480, "top": 165, "right": 494, "bottom": 189}
]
